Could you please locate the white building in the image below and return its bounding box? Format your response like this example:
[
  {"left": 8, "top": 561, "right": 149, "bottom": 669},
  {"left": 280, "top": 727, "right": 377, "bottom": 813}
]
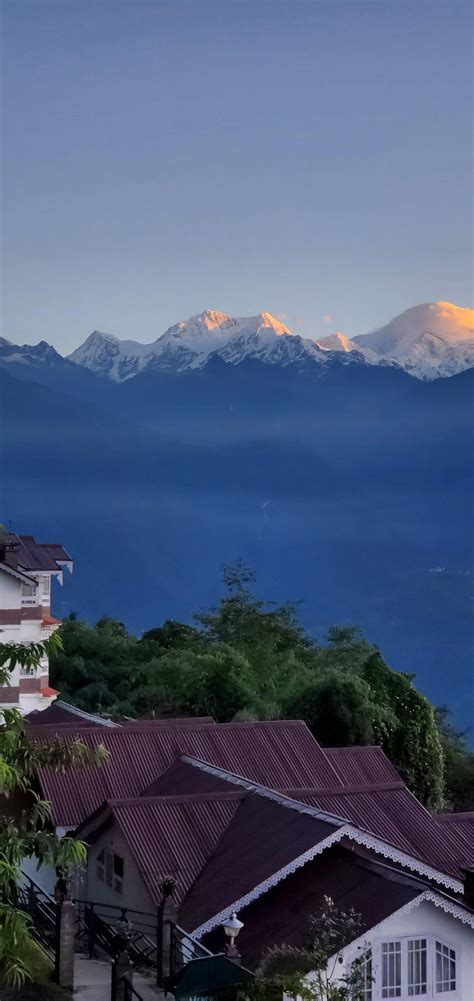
[{"left": 0, "top": 532, "right": 73, "bottom": 713}]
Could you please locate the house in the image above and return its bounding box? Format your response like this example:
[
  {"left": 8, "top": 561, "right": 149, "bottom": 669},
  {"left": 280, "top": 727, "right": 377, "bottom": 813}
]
[
  {"left": 0, "top": 532, "right": 73, "bottom": 713},
  {"left": 29, "top": 716, "right": 474, "bottom": 997},
  {"left": 73, "top": 755, "right": 474, "bottom": 999}
]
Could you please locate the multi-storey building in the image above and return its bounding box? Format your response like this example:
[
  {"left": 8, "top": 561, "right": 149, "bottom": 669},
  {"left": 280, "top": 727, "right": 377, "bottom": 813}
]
[{"left": 0, "top": 532, "right": 73, "bottom": 713}]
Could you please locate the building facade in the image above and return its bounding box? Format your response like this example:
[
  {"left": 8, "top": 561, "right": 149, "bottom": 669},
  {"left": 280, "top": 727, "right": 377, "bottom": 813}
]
[{"left": 0, "top": 532, "right": 73, "bottom": 713}]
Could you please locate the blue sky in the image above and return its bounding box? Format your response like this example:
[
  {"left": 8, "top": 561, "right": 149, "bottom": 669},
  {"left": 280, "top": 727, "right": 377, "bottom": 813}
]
[{"left": 2, "top": 0, "right": 472, "bottom": 353}]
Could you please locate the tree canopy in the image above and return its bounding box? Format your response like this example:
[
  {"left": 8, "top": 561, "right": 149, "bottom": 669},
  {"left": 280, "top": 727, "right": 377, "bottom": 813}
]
[
  {"left": 0, "top": 635, "right": 107, "bottom": 987},
  {"left": 49, "top": 562, "right": 470, "bottom": 812}
]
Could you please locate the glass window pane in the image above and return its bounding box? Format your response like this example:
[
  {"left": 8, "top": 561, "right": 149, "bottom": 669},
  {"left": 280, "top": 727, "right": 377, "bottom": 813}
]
[
  {"left": 382, "top": 942, "right": 401, "bottom": 998},
  {"left": 436, "top": 941, "right": 456, "bottom": 993},
  {"left": 408, "top": 939, "right": 427, "bottom": 996}
]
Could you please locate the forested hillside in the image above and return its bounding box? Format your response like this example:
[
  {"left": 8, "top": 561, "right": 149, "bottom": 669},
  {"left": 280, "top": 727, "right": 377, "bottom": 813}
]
[{"left": 50, "top": 564, "right": 474, "bottom": 813}]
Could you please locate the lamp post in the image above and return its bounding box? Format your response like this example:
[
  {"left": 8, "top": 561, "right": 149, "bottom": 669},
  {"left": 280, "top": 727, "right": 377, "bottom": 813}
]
[
  {"left": 157, "top": 876, "right": 177, "bottom": 987},
  {"left": 222, "top": 912, "right": 244, "bottom": 961}
]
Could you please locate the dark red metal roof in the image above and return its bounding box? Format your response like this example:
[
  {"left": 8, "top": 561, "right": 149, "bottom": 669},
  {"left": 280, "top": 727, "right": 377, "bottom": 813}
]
[
  {"left": 180, "top": 792, "right": 340, "bottom": 928},
  {"left": 149, "top": 757, "right": 467, "bottom": 881},
  {"left": 325, "top": 745, "right": 403, "bottom": 786},
  {"left": 37, "top": 720, "right": 342, "bottom": 828},
  {"left": 295, "top": 786, "right": 464, "bottom": 878},
  {"left": 437, "top": 813, "right": 474, "bottom": 867},
  {"left": 202, "top": 847, "right": 426, "bottom": 967},
  {"left": 77, "top": 786, "right": 340, "bottom": 916},
  {"left": 110, "top": 793, "right": 244, "bottom": 907}
]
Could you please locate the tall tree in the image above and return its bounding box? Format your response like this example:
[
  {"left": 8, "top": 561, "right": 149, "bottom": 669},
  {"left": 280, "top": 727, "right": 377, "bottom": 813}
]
[{"left": 0, "top": 636, "right": 107, "bottom": 987}]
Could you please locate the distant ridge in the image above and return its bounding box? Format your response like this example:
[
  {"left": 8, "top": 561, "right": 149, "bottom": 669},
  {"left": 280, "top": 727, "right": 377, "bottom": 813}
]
[{"left": 1, "top": 302, "right": 472, "bottom": 382}]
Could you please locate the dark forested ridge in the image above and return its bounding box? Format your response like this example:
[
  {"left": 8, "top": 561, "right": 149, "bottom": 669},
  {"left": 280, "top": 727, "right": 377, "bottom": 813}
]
[{"left": 49, "top": 564, "right": 474, "bottom": 813}]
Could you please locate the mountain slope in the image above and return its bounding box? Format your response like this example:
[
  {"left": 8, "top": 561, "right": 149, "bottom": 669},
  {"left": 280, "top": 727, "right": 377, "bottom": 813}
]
[
  {"left": 355, "top": 302, "right": 474, "bottom": 379},
  {"left": 68, "top": 310, "right": 335, "bottom": 381}
]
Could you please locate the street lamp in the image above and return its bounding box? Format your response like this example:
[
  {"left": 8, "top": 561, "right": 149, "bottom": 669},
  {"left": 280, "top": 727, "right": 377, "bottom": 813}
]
[{"left": 223, "top": 912, "right": 244, "bottom": 959}]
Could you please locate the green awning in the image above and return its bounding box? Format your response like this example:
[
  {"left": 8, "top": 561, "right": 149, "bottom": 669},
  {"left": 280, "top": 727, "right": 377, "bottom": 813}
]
[{"left": 164, "top": 954, "right": 255, "bottom": 999}]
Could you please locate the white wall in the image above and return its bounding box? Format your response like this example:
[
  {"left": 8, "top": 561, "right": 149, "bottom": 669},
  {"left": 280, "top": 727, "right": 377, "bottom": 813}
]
[
  {"left": 85, "top": 825, "right": 156, "bottom": 920},
  {"left": 335, "top": 898, "right": 473, "bottom": 1001},
  {"left": 0, "top": 571, "right": 22, "bottom": 609}
]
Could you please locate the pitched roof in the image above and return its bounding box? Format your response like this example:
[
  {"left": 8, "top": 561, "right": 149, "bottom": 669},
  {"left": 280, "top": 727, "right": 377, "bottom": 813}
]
[
  {"left": 25, "top": 700, "right": 119, "bottom": 728},
  {"left": 437, "top": 813, "right": 474, "bottom": 867},
  {"left": 4, "top": 533, "right": 72, "bottom": 573},
  {"left": 325, "top": 745, "right": 403, "bottom": 785},
  {"left": 179, "top": 791, "right": 342, "bottom": 930},
  {"left": 76, "top": 785, "right": 344, "bottom": 916},
  {"left": 147, "top": 753, "right": 467, "bottom": 882},
  {"left": 200, "top": 848, "right": 462, "bottom": 968},
  {"left": 36, "top": 720, "right": 342, "bottom": 828},
  {"left": 293, "top": 786, "right": 465, "bottom": 879}
]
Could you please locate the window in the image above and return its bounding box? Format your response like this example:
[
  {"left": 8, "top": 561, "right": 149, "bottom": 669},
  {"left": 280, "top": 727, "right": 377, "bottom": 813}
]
[
  {"left": 435, "top": 942, "right": 456, "bottom": 994},
  {"left": 96, "top": 848, "right": 123, "bottom": 896},
  {"left": 382, "top": 941, "right": 402, "bottom": 998},
  {"left": 408, "top": 939, "right": 427, "bottom": 996},
  {"left": 363, "top": 936, "right": 458, "bottom": 999},
  {"left": 42, "top": 576, "right": 50, "bottom": 598},
  {"left": 21, "top": 582, "right": 36, "bottom": 605},
  {"left": 362, "top": 950, "right": 373, "bottom": 1001}
]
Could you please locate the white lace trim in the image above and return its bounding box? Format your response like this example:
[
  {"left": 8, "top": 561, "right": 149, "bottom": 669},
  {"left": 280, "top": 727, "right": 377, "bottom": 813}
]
[
  {"left": 191, "top": 828, "right": 348, "bottom": 937},
  {"left": 393, "top": 890, "right": 474, "bottom": 927},
  {"left": 342, "top": 828, "right": 462, "bottom": 893},
  {"left": 191, "top": 825, "right": 463, "bottom": 939}
]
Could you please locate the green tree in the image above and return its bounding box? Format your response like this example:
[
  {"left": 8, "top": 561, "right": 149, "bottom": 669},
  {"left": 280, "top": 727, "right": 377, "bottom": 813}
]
[
  {"left": 0, "top": 636, "right": 107, "bottom": 987},
  {"left": 244, "top": 896, "right": 369, "bottom": 1001},
  {"left": 49, "top": 566, "right": 451, "bottom": 810},
  {"left": 361, "top": 653, "right": 444, "bottom": 810},
  {"left": 436, "top": 706, "right": 474, "bottom": 811}
]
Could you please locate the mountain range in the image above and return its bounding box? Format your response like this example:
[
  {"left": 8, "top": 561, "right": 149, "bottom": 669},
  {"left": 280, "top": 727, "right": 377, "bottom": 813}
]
[
  {"left": 0, "top": 299, "right": 473, "bottom": 726},
  {"left": 2, "top": 301, "right": 473, "bottom": 383}
]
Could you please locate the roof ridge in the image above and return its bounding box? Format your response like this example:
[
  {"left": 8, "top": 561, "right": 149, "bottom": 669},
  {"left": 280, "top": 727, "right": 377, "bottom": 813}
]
[
  {"left": 180, "top": 756, "right": 348, "bottom": 827},
  {"left": 109, "top": 791, "right": 246, "bottom": 807},
  {"left": 281, "top": 780, "right": 405, "bottom": 796}
]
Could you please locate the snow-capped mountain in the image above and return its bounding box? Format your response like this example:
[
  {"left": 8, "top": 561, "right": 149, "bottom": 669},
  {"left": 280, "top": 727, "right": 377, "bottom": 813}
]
[
  {"left": 0, "top": 337, "right": 65, "bottom": 366},
  {"left": 3, "top": 302, "right": 473, "bottom": 383},
  {"left": 355, "top": 302, "right": 474, "bottom": 379},
  {"left": 69, "top": 310, "right": 334, "bottom": 381},
  {"left": 316, "top": 331, "right": 382, "bottom": 365}
]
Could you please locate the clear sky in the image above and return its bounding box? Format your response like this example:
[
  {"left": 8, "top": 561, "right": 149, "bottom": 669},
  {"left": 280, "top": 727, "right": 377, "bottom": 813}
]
[{"left": 2, "top": 0, "right": 472, "bottom": 353}]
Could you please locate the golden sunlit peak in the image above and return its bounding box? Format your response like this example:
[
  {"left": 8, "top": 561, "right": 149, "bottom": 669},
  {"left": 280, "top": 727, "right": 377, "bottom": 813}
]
[{"left": 259, "top": 312, "right": 292, "bottom": 336}]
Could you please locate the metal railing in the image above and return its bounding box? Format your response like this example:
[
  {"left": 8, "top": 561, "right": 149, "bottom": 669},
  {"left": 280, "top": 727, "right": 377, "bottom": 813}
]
[
  {"left": 169, "top": 922, "right": 214, "bottom": 977},
  {"left": 74, "top": 898, "right": 159, "bottom": 970},
  {"left": 16, "top": 873, "right": 57, "bottom": 960}
]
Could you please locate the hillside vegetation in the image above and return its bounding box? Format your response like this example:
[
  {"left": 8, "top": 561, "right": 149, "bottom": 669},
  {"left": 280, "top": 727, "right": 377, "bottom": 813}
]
[{"left": 50, "top": 563, "right": 474, "bottom": 813}]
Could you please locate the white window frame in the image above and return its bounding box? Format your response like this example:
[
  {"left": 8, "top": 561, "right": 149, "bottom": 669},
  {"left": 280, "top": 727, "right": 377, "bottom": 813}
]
[
  {"left": 21, "top": 582, "right": 37, "bottom": 606},
  {"left": 367, "top": 935, "right": 460, "bottom": 1000},
  {"left": 96, "top": 848, "right": 124, "bottom": 897}
]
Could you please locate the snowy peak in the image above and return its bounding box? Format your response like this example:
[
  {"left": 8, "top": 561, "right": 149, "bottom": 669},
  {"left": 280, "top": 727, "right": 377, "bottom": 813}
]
[
  {"left": 355, "top": 302, "right": 474, "bottom": 379},
  {"left": 4, "top": 301, "right": 472, "bottom": 383},
  {"left": 67, "top": 310, "right": 311, "bottom": 381}
]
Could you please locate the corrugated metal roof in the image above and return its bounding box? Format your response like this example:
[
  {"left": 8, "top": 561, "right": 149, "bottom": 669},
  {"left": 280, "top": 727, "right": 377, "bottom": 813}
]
[
  {"left": 296, "top": 786, "right": 465, "bottom": 877},
  {"left": 180, "top": 792, "right": 337, "bottom": 928},
  {"left": 437, "top": 813, "right": 474, "bottom": 867},
  {"left": 325, "top": 745, "right": 403, "bottom": 786},
  {"left": 113, "top": 794, "right": 243, "bottom": 906},
  {"left": 37, "top": 720, "right": 342, "bottom": 828},
  {"left": 202, "top": 849, "right": 425, "bottom": 968}
]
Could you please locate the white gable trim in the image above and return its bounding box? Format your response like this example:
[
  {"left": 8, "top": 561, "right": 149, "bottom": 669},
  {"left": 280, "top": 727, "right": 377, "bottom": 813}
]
[
  {"left": 339, "top": 890, "right": 474, "bottom": 965},
  {"left": 341, "top": 828, "right": 462, "bottom": 894},
  {"left": 396, "top": 890, "right": 474, "bottom": 928},
  {"left": 191, "top": 826, "right": 463, "bottom": 939},
  {"left": 191, "top": 826, "right": 348, "bottom": 937}
]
